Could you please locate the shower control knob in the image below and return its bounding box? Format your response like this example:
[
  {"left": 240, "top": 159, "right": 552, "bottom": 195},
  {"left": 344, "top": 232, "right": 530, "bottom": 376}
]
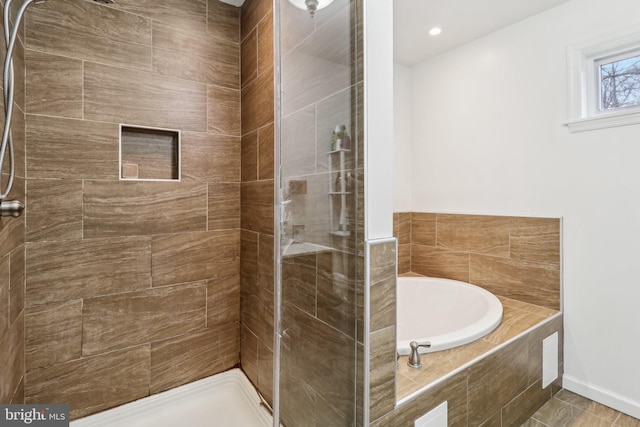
[{"left": 0, "top": 200, "right": 24, "bottom": 217}]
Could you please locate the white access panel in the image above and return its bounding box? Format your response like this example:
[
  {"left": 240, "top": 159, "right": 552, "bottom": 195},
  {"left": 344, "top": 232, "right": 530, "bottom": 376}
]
[
  {"left": 542, "top": 332, "right": 559, "bottom": 388},
  {"left": 415, "top": 401, "right": 447, "bottom": 427}
]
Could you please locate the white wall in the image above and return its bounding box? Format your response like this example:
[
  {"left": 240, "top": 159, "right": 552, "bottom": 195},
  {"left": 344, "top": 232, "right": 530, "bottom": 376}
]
[
  {"left": 402, "top": 0, "right": 640, "bottom": 417},
  {"left": 393, "top": 63, "right": 413, "bottom": 212},
  {"left": 365, "top": 0, "right": 394, "bottom": 239}
]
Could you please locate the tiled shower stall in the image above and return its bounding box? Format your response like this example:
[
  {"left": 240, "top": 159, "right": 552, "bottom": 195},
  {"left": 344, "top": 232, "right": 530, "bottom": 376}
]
[
  {"left": 0, "top": 0, "right": 246, "bottom": 417},
  {"left": 0, "top": 0, "right": 368, "bottom": 424}
]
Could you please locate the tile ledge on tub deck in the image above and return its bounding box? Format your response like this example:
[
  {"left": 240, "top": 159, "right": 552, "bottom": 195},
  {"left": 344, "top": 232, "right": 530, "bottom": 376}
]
[{"left": 396, "top": 311, "right": 562, "bottom": 406}]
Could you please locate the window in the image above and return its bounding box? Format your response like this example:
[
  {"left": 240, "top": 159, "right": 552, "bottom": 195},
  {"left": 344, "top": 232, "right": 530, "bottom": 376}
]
[
  {"left": 567, "top": 30, "right": 640, "bottom": 132},
  {"left": 596, "top": 50, "right": 640, "bottom": 112}
]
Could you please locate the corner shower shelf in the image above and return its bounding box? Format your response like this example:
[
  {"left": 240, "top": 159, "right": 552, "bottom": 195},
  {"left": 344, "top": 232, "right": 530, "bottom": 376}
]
[{"left": 328, "top": 147, "right": 351, "bottom": 237}]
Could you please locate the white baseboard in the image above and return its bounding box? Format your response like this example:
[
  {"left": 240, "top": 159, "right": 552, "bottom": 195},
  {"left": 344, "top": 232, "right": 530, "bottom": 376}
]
[{"left": 563, "top": 374, "right": 640, "bottom": 419}]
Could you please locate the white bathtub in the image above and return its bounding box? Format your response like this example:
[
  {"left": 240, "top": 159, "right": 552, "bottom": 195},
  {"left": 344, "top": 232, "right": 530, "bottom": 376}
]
[
  {"left": 70, "top": 369, "right": 271, "bottom": 427},
  {"left": 397, "top": 277, "right": 503, "bottom": 355}
]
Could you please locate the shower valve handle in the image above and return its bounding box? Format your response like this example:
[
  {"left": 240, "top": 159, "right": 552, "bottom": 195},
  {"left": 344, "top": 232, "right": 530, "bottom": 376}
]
[{"left": 0, "top": 200, "right": 24, "bottom": 217}]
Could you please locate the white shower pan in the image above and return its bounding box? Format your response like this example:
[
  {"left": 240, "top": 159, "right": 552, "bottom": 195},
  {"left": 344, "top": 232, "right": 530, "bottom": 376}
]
[{"left": 70, "top": 369, "right": 272, "bottom": 427}]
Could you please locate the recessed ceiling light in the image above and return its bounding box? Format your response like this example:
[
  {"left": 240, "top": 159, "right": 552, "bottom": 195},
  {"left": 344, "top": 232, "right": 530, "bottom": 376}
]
[{"left": 428, "top": 27, "right": 442, "bottom": 36}]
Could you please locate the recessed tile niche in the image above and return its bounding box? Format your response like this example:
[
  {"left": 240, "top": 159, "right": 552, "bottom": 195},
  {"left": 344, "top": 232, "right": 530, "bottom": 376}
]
[{"left": 120, "top": 125, "right": 181, "bottom": 181}]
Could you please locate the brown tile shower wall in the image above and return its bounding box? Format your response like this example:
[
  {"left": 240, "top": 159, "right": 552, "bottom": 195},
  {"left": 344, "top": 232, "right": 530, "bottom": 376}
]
[
  {"left": 239, "top": 0, "right": 275, "bottom": 406},
  {"left": 0, "top": 0, "right": 27, "bottom": 405},
  {"left": 279, "top": 250, "right": 360, "bottom": 427},
  {"left": 22, "top": 0, "right": 241, "bottom": 419},
  {"left": 394, "top": 212, "right": 561, "bottom": 310}
]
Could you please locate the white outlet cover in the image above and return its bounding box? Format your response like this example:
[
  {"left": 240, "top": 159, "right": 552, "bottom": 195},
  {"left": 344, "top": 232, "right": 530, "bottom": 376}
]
[{"left": 415, "top": 401, "right": 447, "bottom": 427}]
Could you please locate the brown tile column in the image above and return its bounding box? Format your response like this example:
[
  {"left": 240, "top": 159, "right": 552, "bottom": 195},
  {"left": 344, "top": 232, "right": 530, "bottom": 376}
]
[{"left": 240, "top": 0, "right": 275, "bottom": 406}]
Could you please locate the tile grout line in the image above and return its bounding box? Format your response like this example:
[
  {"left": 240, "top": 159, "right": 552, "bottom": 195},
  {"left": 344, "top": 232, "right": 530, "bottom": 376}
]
[
  {"left": 465, "top": 375, "right": 469, "bottom": 427},
  {"left": 205, "top": 182, "right": 209, "bottom": 232},
  {"left": 81, "top": 179, "right": 84, "bottom": 240}
]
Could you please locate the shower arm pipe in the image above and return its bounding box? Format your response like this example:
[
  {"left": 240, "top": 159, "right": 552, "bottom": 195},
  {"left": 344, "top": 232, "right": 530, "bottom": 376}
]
[{"left": 0, "top": 0, "right": 36, "bottom": 200}]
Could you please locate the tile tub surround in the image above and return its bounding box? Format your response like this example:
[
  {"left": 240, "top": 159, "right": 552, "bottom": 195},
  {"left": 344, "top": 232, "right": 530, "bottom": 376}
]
[
  {"left": 394, "top": 212, "right": 561, "bottom": 310},
  {"left": 22, "top": 0, "right": 241, "bottom": 419},
  {"left": 368, "top": 211, "right": 562, "bottom": 425},
  {"left": 368, "top": 240, "right": 397, "bottom": 422},
  {"left": 396, "top": 292, "right": 560, "bottom": 400},
  {"left": 372, "top": 314, "right": 563, "bottom": 426}
]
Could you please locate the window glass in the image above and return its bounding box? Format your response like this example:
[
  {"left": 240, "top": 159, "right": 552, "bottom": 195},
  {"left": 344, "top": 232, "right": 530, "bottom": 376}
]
[{"left": 599, "top": 52, "right": 640, "bottom": 111}]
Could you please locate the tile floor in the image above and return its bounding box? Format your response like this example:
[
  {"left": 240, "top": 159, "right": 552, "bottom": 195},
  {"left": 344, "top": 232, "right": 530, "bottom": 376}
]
[{"left": 523, "top": 389, "right": 640, "bottom": 426}]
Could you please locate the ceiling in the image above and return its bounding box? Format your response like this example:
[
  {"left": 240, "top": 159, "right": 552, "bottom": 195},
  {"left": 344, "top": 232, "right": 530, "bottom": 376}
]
[{"left": 394, "top": 0, "right": 571, "bottom": 66}]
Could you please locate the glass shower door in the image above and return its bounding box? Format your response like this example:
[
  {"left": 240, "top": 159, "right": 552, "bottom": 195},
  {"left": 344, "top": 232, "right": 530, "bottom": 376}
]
[{"left": 273, "top": 0, "right": 363, "bottom": 425}]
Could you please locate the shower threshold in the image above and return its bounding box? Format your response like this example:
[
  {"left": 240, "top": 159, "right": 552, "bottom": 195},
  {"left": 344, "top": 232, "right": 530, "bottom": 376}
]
[{"left": 70, "top": 369, "right": 272, "bottom": 427}]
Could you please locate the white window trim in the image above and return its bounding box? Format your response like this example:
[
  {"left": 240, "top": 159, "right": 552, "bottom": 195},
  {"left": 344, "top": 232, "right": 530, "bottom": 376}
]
[{"left": 566, "top": 27, "right": 640, "bottom": 133}]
